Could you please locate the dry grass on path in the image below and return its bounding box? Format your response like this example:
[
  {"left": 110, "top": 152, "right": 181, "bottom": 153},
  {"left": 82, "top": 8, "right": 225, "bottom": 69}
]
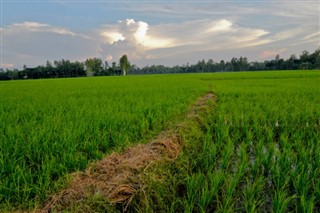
[{"left": 36, "top": 93, "right": 216, "bottom": 212}]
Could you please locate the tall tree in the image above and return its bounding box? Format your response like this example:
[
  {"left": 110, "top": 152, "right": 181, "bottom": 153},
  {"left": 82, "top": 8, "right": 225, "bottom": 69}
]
[
  {"left": 310, "top": 48, "right": 320, "bottom": 69},
  {"left": 85, "top": 58, "right": 103, "bottom": 76},
  {"left": 119, "top": 55, "right": 130, "bottom": 76}
]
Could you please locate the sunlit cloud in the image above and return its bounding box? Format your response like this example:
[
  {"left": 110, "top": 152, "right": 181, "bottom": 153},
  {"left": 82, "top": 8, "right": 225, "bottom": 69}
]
[
  {"left": 1, "top": 63, "right": 15, "bottom": 69},
  {"left": 206, "top": 19, "right": 232, "bottom": 33},
  {"left": 260, "top": 48, "right": 288, "bottom": 59},
  {"left": 2, "top": 0, "right": 318, "bottom": 68},
  {"left": 100, "top": 19, "right": 175, "bottom": 50},
  {"left": 7, "top": 21, "right": 87, "bottom": 37},
  {"left": 102, "top": 32, "right": 125, "bottom": 43},
  {"left": 99, "top": 19, "right": 177, "bottom": 61},
  {"left": 99, "top": 18, "right": 274, "bottom": 64}
]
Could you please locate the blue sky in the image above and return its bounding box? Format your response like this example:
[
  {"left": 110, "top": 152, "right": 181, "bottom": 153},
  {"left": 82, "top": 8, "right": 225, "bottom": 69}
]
[{"left": 1, "top": 0, "right": 319, "bottom": 69}]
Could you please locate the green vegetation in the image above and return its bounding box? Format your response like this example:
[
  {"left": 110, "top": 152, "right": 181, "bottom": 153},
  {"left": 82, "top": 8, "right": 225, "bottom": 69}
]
[
  {"left": 184, "top": 71, "right": 319, "bottom": 212},
  {"left": 0, "top": 75, "right": 206, "bottom": 209},
  {"left": 119, "top": 54, "right": 130, "bottom": 76},
  {"left": 129, "top": 70, "right": 320, "bottom": 212},
  {"left": 1, "top": 49, "right": 319, "bottom": 80},
  {"left": 1, "top": 70, "right": 319, "bottom": 211}
]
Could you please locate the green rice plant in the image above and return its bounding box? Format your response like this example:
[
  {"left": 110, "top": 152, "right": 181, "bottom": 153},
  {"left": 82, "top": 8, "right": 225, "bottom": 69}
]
[
  {"left": 1, "top": 70, "right": 320, "bottom": 211},
  {"left": 242, "top": 176, "right": 265, "bottom": 213},
  {"left": 272, "top": 190, "right": 296, "bottom": 212},
  {"left": 215, "top": 172, "right": 242, "bottom": 212},
  {"left": 0, "top": 74, "right": 209, "bottom": 209},
  {"left": 221, "top": 139, "right": 234, "bottom": 170},
  {"left": 162, "top": 71, "right": 320, "bottom": 212},
  {"left": 299, "top": 195, "right": 315, "bottom": 213},
  {"left": 184, "top": 173, "right": 206, "bottom": 212}
]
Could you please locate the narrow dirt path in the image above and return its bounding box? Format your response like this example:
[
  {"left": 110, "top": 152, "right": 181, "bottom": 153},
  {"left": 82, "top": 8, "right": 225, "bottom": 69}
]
[{"left": 36, "top": 93, "right": 216, "bottom": 212}]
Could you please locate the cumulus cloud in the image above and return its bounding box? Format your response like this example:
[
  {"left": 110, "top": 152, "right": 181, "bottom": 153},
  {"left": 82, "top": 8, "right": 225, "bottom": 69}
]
[
  {"left": 99, "top": 19, "right": 176, "bottom": 61},
  {"left": 98, "top": 18, "right": 272, "bottom": 64},
  {"left": 2, "top": 9, "right": 318, "bottom": 69}
]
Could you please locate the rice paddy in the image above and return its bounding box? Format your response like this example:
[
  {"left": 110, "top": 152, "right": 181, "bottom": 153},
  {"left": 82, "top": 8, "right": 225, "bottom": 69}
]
[
  {"left": 0, "top": 70, "right": 319, "bottom": 211},
  {"left": 178, "top": 71, "right": 320, "bottom": 212}
]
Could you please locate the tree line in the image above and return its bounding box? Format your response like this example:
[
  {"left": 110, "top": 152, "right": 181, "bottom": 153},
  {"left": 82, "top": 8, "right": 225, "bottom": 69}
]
[
  {"left": 0, "top": 55, "right": 130, "bottom": 80},
  {"left": 133, "top": 49, "right": 320, "bottom": 75},
  {"left": 1, "top": 49, "right": 319, "bottom": 80}
]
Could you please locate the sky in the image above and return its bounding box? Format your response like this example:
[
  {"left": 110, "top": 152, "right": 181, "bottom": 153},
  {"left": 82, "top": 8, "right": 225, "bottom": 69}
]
[{"left": 1, "top": 0, "right": 319, "bottom": 69}]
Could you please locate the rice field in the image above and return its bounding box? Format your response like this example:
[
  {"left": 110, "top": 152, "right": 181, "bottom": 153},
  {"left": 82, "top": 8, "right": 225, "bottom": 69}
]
[
  {"left": 178, "top": 71, "right": 320, "bottom": 212},
  {"left": 0, "top": 75, "right": 207, "bottom": 209},
  {"left": 0, "top": 70, "right": 319, "bottom": 211}
]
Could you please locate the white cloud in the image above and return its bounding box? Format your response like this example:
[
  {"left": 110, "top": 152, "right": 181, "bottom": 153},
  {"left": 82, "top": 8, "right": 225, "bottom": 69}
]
[
  {"left": 206, "top": 19, "right": 232, "bottom": 33},
  {"left": 6, "top": 21, "right": 85, "bottom": 37},
  {"left": 1, "top": 22, "right": 100, "bottom": 68},
  {"left": 2, "top": 5, "right": 318, "bottom": 69},
  {"left": 102, "top": 32, "right": 125, "bottom": 43},
  {"left": 272, "top": 28, "right": 304, "bottom": 41},
  {"left": 100, "top": 19, "right": 175, "bottom": 50},
  {"left": 13, "top": 22, "right": 48, "bottom": 28},
  {"left": 98, "top": 18, "right": 274, "bottom": 65},
  {"left": 304, "top": 32, "right": 320, "bottom": 41},
  {"left": 270, "top": 1, "right": 319, "bottom": 20},
  {"left": 99, "top": 19, "right": 177, "bottom": 61}
]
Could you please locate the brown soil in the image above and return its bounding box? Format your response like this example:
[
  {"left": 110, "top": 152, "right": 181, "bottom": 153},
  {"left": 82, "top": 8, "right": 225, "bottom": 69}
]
[{"left": 36, "top": 92, "right": 216, "bottom": 212}]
